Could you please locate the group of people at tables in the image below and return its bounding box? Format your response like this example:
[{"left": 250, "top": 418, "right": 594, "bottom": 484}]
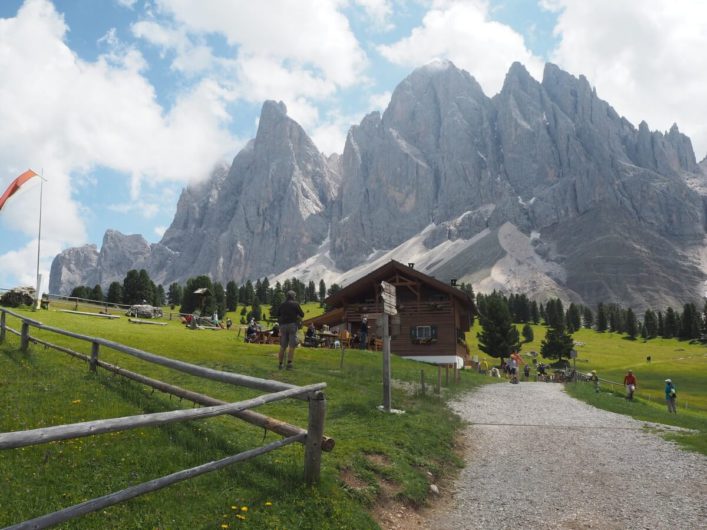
[
  {"left": 242, "top": 316, "right": 374, "bottom": 349},
  {"left": 245, "top": 318, "right": 280, "bottom": 343},
  {"left": 303, "top": 317, "right": 371, "bottom": 349}
]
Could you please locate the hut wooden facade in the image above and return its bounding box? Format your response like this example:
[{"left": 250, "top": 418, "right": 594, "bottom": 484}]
[{"left": 304, "top": 260, "right": 474, "bottom": 367}]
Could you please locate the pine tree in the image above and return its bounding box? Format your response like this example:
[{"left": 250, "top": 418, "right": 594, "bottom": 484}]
[
  {"left": 318, "top": 279, "right": 326, "bottom": 305},
  {"left": 625, "top": 308, "right": 637, "bottom": 339},
  {"left": 596, "top": 303, "right": 608, "bottom": 332},
  {"left": 225, "top": 281, "right": 238, "bottom": 311},
  {"left": 522, "top": 323, "right": 534, "bottom": 343},
  {"left": 70, "top": 286, "right": 90, "bottom": 299},
  {"left": 657, "top": 311, "right": 664, "bottom": 337},
  {"left": 122, "top": 270, "right": 141, "bottom": 305},
  {"left": 643, "top": 309, "right": 658, "bottom": 338},
  {"left": 531, "top": 301, "right": 540, "bottom": 324},
  {"left": 91, "top": 284, "right": 104, "bottom": 302},
  {"left": 213, "top": 282, "right": 226, "bottom": 319},
  {"left": 582, "top": 306, "right": 594, "bottom": 329},
  {"left": 476, "top": 293, "right": 521, "bottom": 362},
  {"left": 167, "top": 282, "right": 182, "bottom": 308},
  {"left": 663, "top": 307, "right": 677, "bottom": 338},
  {"left": 540, "top": 326, "right": 574, "bottom": 364},
  {"left": 679, "top": 303, "right": 701, "bottom": 340},
  {"left": 566, "top": 303, "right": 581, "bottom": 333},
  {"left": 154, "top": 284, "right": 166, "bottom": 307},
  {"left": 244, "top": 280, "right": 255, "bottom": 305},
  {"left": 307, "top": 281, "right": 317, "bottom": 303},
  {"left": 107, "top": 282, "right": 123, "bottom": 304},
  {"left": 270, "top": 288, "right": 285, "bottom": 319}
]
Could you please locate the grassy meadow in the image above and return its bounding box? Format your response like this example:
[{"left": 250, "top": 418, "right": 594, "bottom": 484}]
[
  {"left": 0, "top": 304, "right": 489, "bottom": 529},
  {"left": 466, "top": 322, "right": 707, "bottom": 453}
]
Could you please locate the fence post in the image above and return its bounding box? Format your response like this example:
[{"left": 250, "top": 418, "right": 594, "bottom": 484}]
[
  {"left": 435, "top": 366, "right": 441, "bottom": 394},
  {"left": 21, "top": 321, "right": 30, "bottom": 352},
  {"left": 90, "top": 342, "right": 100, "bottom": 372},
  {"left": 0, "top": 310, "right": 5, "bottom": 343},
  {"left": 304, "top": 391, "right": 326, "bottom": 485}
]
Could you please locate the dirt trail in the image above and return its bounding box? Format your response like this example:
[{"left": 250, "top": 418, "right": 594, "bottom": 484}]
[{"left": 417, "top": 383, "right": 707, "bottom": 530}]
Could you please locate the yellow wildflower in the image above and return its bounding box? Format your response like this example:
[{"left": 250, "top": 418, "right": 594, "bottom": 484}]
[
  {"left": 71, "top": 400, "right": 81, "bottom": 404},
  {"left": 265, "top": 501, "right": 272, "bottom": 506},
  {"left": 236, "top": 514, "right": 246, "bottom": 520},
  {"left": 241, "top": 506, "right": 248, "bottom": 512}
]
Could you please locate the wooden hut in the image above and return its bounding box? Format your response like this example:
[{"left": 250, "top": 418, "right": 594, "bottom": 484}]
[{"left": 304, "top": 260, "right": 474, "bottom": 367}]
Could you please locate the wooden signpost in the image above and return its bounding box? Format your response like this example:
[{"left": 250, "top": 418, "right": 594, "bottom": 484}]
[{"left": 380, "top": 281, "right": 396, "bottom": 412}]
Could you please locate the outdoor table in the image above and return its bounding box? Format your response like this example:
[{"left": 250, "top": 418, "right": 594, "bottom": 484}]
[{"left": 316, "top": 331, "right": 338, "bottom": 347}]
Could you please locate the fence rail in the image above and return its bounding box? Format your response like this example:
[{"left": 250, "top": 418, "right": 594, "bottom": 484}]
[{"left": 0, "top": 307, "right": 331, "bottom": 529}]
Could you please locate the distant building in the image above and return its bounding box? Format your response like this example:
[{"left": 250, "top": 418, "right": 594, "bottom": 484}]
[{"left": 304, "top": 260, "right": 474, "bottom": 367}]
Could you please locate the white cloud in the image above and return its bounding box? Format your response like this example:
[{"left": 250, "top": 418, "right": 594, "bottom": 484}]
[
  {"left": 545, "top": 0, "right": 707, "bottom": 159},
  {"left": 155, "top": 0, "right": 368, "bottom": 87},
  {"left": 311, "top": 104, "right": 373, "bottom": 156},
  {"left": 369, "top": 90, "right": 392, "bottom": 112},
  {"left": 378, "top": 0, "right": 544, "bottom": 95},
  {"left": 0, "top": 0, "right": 237, "bottom": 289},
  {"left": 116, "top": 0, "right": 138, "bottom": 8},
  {"left": 131, "top": 20, "right": 215, "bottom": 74},
  {"left": 154, "top": 225, "right": 167, "bottom": 237},
  {"left": 354, "top": 0, "right": 394, "bottom": 30}
]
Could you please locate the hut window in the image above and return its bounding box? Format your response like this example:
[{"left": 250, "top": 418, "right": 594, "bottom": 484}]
[{"left": 410, "top": 325, "right": 438, "bottom": 344}]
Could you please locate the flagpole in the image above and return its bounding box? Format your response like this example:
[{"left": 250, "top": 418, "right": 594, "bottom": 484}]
[{"left": 35, "top": 170, "right": 43, "bottom": 309}]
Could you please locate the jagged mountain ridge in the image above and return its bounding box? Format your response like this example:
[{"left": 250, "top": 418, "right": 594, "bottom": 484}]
[{"left": 50, "top": 61, "right": 707, "bottom": 311}]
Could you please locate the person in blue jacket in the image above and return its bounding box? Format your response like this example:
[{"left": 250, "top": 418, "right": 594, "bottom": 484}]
[{"left": 664, "top": 379, "right": 677, "bottom": 414}]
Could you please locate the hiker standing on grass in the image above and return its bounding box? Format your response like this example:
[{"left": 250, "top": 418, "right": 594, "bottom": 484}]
[
  {"left": 590, "top": 370, "right": 599, "bottom": 393},
  {"left": 359, "top": 316, "right": 369, "bottom": 350},
  {"left": 277, "top": 290, "right": 304, "bottom": 370},
  {"left": 623, "top": 370, "right": 637, "bottom": 400},
  {"left": 665, "top": 379, "right": 677, "bottom": 414}
]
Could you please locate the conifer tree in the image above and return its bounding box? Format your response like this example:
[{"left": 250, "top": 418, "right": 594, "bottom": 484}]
[
  {"left": 107, "top": 282, "right": 123, "bottom": 304},
  {"left": 522, "top": 323, "right": 534, "bottom": 343},
  {"left": 318, "top": 279, "right": 326, "bottom": 305},
  {"left": 643, "top": 309, "right": 658, "bottom": 338},
  {"left": 582, "top": 306, "right": 593, "bottom": 329},
  {"left": 477, "top": 293, "right": 520, "bottom": 362},
  {"left": 596, "top": 303, "right": 608, "bottom": 332},
  {"left": 625, "top": 308, "right": 637, "bottom": 339},
  {"left": 91, "top": 284, "right": 104, "bottom": 302},
  {"left": 663, "top": 307, "right": 677, "bottom": 338},
  {"left": 531, "top": 300, "right": 540, "bottom": 324},
  {"left": 225, "top": 281, "right": 237, "bottom": 311}
]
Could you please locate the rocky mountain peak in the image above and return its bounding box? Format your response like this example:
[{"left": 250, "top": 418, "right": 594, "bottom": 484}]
[{"left": 50, "top": 61, "right": 707, "bottom": 312}]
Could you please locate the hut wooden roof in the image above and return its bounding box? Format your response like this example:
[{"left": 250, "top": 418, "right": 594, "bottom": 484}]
[{"left": 325, "top": 260, "right": 474, "bottom": 309}]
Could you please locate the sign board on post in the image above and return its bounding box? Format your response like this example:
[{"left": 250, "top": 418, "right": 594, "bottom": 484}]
[
  {"left": 380, "top": 281, "right": 396, "bottom": 412},
  {"left": 380, "top": 281, "right": 397, "bottom": 316}
]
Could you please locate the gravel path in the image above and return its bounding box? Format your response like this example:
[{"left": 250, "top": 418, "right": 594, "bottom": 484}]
[{"left": 422, "top": 383, "right": 707, "bottom": 530}]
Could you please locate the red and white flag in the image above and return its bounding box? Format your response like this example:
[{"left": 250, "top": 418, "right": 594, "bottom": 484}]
[{"left": 0, "top": 169, "right": 39, "bottom": 211}]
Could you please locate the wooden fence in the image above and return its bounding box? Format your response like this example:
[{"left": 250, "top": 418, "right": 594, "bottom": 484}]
[{"left": 0, "top": 307, "right": 332, "bottom": 529}]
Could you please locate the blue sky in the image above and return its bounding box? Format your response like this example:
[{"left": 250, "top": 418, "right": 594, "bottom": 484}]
[{"left": 1, "top": 0, "right": 706, "bottom": 292}]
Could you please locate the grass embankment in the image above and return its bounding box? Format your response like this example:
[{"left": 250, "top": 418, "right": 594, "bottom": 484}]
[
  {"left": 0, "top": 306, "right": 488, "bottom": 529},
  {"left": 466, "top": 322, "right": 707, "bottom": 455}
]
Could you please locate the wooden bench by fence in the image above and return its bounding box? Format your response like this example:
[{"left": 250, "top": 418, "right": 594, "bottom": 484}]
[{"left": 0, "top": 307, "right": 332, "bottom": 529}]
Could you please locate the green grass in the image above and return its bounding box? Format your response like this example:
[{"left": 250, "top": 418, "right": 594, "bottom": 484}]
[
  {"left": 1, "top": 307, "right": 487, "bottom": 529},
  {"left": 564, "top": 382, "right": 707, "bottom": 455},
  {"left": 466, "top": 321, "right": 707, "bottom": 455}
]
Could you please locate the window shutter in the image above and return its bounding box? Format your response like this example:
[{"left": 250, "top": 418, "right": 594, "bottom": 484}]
[
  {"left": 410, "top": 327, "right": 417, "bottom": 340},
  {"left": 431, "top": 325, "right": 438, "bottom": 339}
]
